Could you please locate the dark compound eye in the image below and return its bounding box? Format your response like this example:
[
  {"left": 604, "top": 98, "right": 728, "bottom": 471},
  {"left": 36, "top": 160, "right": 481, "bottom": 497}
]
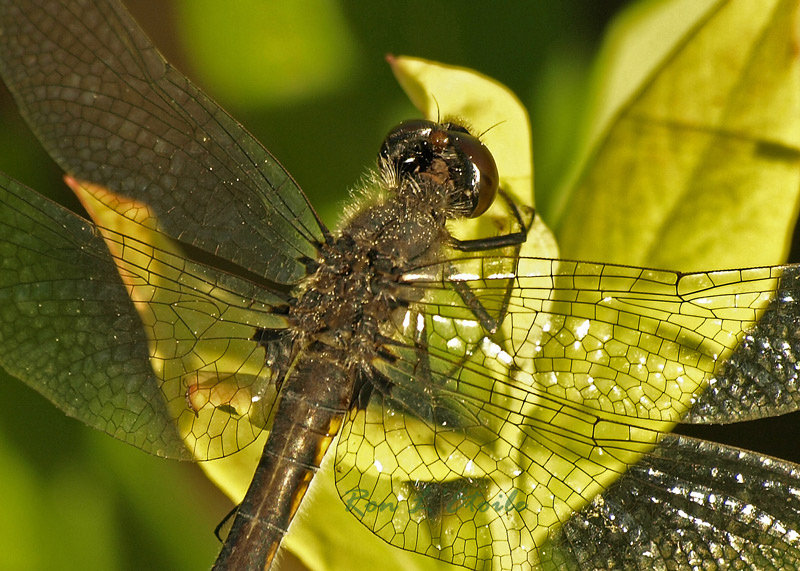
[
  {"left": 443, "top": 126, "right": 499, "bottom": 217},
  {"left": 380, "top": 119, "right": 435, "bottom": 175},
  {"left": 379, "top": 119, "right": 499, "bottom": 218}
]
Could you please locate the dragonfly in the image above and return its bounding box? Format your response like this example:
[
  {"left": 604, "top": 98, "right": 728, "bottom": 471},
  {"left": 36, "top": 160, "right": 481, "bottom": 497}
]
[{"left": 1, "top": 1, "right": 800, "bottom": 570}]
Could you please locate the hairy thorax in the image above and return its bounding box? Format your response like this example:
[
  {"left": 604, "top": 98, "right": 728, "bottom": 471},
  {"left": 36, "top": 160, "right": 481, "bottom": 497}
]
[{"left": 289, "top": 191, "right": 450, "bottom": 370}]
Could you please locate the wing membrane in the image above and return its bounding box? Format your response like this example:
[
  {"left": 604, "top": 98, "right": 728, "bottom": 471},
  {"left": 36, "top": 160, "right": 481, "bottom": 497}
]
[
  {"left": 687, "top": 266, "right": 800, "bottom": 423},
  {"left": 544, "top": 434, "right": 800, "bottom": 570},
  {"left": 0, "top": 173, "right": 188, "bottom": 457},
  {"left": 0, "top": 174, "right": 288, "bottom": 460},
  {"left": 335, "top": 255, "right": 800, "bottom": 570},
  {"left": 0, "top": 0, "right": 325, "bottom": 284}
]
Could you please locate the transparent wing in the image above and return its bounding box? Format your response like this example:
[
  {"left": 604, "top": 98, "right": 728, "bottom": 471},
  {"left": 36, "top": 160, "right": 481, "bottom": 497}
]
[
  {"left": 334, "top": 255, "right": 800, "bottom": 570},
  {"left": 0, "top": 174, "right": 288, "bottom": 460},
  {"left": 0, "top": 0, "right": 325, "bottom": 285},
  {"left": 542, "top": 434, "right": 800, "bottom": 571},
  {"left": 687, "top": 265, "right": 800, "bottom": 423}
]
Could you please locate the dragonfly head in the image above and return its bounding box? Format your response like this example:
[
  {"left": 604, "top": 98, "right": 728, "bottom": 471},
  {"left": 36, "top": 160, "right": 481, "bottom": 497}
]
[{"left": 379, "top": 119, "right": 499, "bottom": 219}]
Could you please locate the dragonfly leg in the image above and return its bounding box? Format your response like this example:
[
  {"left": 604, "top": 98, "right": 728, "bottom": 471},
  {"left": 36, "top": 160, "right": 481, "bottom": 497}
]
[
  {"left": 366, "top": 316, "right": 478, "bottom": 429},
  {"left": 450, "top": 189, "right": 534, "bottom": 252},
  {"left": 451, "top": 280, "right": 500, "bottom": 333}
]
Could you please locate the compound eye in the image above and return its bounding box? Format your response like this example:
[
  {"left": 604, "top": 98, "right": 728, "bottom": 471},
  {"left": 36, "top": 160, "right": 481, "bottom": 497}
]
[
  {"left": 449, "top": 130, "right": 499, "bottom": 218},
  {"left": 384, "top": 119, "right": 435, "bottom": 140},
  {"left": 379, "top": 119, "right": 436, "bottom": 175}
]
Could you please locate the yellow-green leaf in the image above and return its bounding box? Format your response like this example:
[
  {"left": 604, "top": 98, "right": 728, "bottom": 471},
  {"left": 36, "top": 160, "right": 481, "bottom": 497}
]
[{"left": 554, "top": 0, "right": 800, "bottom": 271}]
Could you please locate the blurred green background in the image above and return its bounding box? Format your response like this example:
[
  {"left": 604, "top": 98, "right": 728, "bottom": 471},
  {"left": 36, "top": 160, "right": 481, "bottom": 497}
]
[{"left": 1, "top": 1, "right": 798, "bottom": 570}]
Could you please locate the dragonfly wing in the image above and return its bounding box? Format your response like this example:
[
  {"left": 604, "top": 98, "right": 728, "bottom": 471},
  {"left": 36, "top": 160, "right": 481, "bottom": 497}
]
[
  {"left": 0, "top": 173, "right": 186, "bottom": 457},
  {"left": 0, "top": 175, "right": 288, "bottom": 460},
  {"left": 686, "top": 264, "right": 800, "bottom": 423},
  {"left": 334, "top": 255, "right": 797, "bottom": 569},
  {"left": 546, "top": 434, "right": 800, "bottom": 570},
  {"left": 0, "top": 0, "right": 325, "bottom": 284}
]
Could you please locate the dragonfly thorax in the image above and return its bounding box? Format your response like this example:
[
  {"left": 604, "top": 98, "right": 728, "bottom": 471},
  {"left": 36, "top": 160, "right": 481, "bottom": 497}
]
[
  {"left": 288, "top": 120, "right": 497, "bottom": 368},
  {"left": 289, "top": 188, "right": 447, "bottom": 366}
]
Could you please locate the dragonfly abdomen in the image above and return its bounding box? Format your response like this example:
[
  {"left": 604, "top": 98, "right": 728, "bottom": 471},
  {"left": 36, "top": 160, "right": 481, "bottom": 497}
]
[{"left": 212, "top": 345, "right": 353, "bottom": 571}]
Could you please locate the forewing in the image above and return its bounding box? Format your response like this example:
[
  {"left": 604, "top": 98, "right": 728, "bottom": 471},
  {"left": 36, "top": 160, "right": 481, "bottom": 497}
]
[
  {"left": 0, "top": 175, "right": 287, "bottom": 460},
  {"left": 0, "top": 0, "right": 324, "bottom": 284},
  {"left": 334, "top": 256, "right": 799, "bottom": 570}
]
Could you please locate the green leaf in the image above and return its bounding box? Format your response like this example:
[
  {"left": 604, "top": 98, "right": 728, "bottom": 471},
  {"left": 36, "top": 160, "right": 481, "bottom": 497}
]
[{"left": 553, "top": 0, "right": 800, "bottom": 271}]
